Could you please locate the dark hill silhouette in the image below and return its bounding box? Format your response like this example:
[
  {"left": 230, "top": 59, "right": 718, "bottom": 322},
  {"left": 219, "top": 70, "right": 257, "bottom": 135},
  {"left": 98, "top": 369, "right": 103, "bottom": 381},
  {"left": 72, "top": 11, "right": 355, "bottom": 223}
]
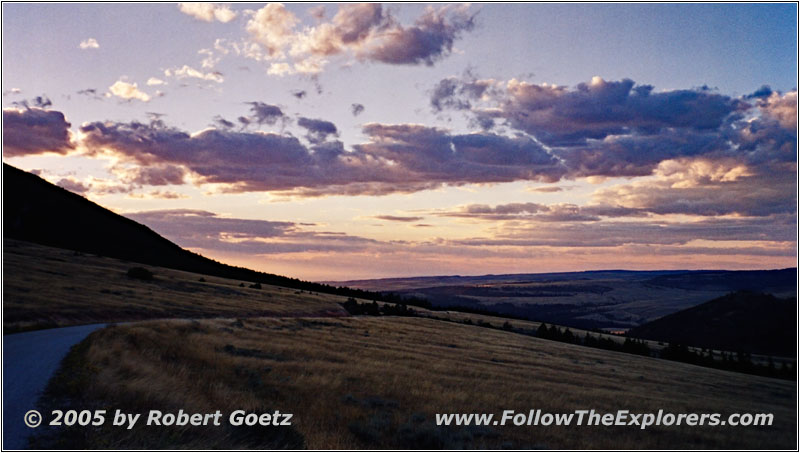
[
  {"left": 3, "top": 163, "right": 419, "bottom": 305},
  {"left": 627, "top": 291, "right": 796, "bottom": 357},
  {"left": 645, "top": 269, "right": 797, "bottom": 292}
]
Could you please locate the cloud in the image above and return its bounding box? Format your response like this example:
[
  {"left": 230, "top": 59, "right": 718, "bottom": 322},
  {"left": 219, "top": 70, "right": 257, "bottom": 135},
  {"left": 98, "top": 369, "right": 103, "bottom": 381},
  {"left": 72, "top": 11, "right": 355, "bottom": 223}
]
[
  {"left": 446, "top": 212, "right": 796, "bottom": 250},
  {"left": 758, "top": 90, "right": 797, "bottom": 130},
  {"left": 147, "top": 77, "right": 166, "bottom": 86},
  {"left": 13, "top": 95, "right": 52, "bottom": 109},
  {"left": 428, "top": 76, "right": 797, "bottom": 182},
  {"left": 267, "top": 62, "right": 293, "bottom": 76},
  {"left": 124, "top": 209, "right": 381, "bottom": 255},
  {"left": 433, "top": 75, "right": 746, "bottom": 146},
  {"left": 297, "top": 117, "right": 338, "bottom": 144},
  {"left": 27, "top": 78, "right": 796, "bottom": 208},
  {"left": 79, "top": 38, "right": 99, "bottom": 50},
  {"left": 291, "top": 89, "right": 307, "bottom": 99},
  {"left": 351, "top": 103, "right": 365, "bottom": 116},
  {"left": 213, "top": 115, "right": 235, "bottom": 129},
  {"left": 592, "top": 158, "right": 796, "bottom": 218},
  {"left": 240, "top": 4, "right": 476, "bottom": 74},
  {"left": 355, "top": 124, "right": 565, "bottom": 186},
  {"left": 76, "top": 88, "right": 103, "bottom": 100},
  {"left": 2, "top": 107, "right": 74, "bottom": 157},
  {"left": 435, "top": 202, "right": 644, "bottom": 223},
  {"left": 76, "top": 115, "right": 568, "bottom": 196},
  {"left": 124, "top": 165, "right": 187, "bottom": 186},
  {"left": 165, "top": 65, "right": 224, "bottom": 83},
  {"left": 108, "top": 80, "right": 150, "bottom": 102},
  {"left": 245, "top": 3, "right": 298, "bottom": 58},
  {"left": 373, "top": 215, "right": 424, "bottom": 222},
  {"left": 528, "top": 186, "right": 563, "bottom": 193},
  {"left": 56, "top": 177, "right": 91, "bottom": 194},
  {"left": 239, "top": 102, "right": 287, "bottom": 127},
  {"left": 178, "top": 3, "right": 237, "bottom": 23},
  {"left": 119, "top": 208, "right": 793, "bottom": 280},
  {"left": 365, "top": 5, "right": 476, "bottom": 66},
  {"left": 128, "top": 190, "right": 188, "bottom": 200}
]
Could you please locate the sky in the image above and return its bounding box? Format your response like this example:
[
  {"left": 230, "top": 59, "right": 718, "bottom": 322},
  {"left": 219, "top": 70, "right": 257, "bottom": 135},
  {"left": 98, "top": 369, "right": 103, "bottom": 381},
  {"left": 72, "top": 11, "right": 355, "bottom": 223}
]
[{"left": 2, "top": 3, "right": 797, "bottom": 281}]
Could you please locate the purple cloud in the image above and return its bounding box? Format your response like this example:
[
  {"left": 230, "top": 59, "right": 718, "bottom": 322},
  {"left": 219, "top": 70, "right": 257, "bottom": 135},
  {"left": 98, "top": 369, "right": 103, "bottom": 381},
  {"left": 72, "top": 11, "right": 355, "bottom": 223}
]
[{"left": 3, "top": 107, "right": 73, "bottom": 157}]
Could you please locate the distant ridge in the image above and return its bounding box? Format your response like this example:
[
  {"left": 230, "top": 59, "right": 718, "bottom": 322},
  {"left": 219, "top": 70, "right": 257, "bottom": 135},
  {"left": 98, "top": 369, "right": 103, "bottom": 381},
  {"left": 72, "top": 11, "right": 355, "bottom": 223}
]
[
  {"left": 627, "top": 291, "right": 796, "bottom": 357},
  {"left": 3, "top": 163, "right": 379, "bottom": 299}
]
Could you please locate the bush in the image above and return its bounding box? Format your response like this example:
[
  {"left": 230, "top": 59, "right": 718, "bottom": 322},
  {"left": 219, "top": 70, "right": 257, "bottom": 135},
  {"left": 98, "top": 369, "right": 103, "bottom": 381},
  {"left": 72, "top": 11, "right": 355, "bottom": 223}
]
[{"left": 126, "top": 267, "right": 154, "bottom": 281}]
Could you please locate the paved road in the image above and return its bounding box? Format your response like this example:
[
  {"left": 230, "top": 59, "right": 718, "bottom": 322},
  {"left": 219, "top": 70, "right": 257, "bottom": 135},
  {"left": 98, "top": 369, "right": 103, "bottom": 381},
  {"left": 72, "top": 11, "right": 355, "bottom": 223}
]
[{"left": 3, "top": 323, "right": 108, "bottom": 450}]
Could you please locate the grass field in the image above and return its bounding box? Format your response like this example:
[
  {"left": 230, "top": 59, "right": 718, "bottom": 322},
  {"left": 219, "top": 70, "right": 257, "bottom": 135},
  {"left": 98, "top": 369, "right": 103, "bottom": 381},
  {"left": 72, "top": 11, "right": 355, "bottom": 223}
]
[
  {"left": 33, "top": 316, "right": 795, "bottom": 449},
  {"left": 6, "top": 239, "right": 796, "bottom": 448},
  {"left": 3, "top": 239, "right": 348, "bottom": 333}
]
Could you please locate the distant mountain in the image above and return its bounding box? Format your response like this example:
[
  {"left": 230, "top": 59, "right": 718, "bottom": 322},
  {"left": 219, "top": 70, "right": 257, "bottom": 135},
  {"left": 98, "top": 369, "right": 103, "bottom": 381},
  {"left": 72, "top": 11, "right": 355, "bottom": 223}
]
[
  {"left": 333, "top": 269, "right": 796, "bottom": 330},
  {"left": 3, "top": 163, "right": 377, "bottom": 300},
  {"left": 627, "top": 291, "right": 796, "bottom": 357}
]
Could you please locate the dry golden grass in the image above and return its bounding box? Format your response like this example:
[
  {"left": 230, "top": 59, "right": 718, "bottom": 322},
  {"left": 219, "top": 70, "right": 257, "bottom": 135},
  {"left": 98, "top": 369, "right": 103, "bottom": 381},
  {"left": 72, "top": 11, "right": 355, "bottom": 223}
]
[
  {"left": 38, "top": 316, "right": 796, "bottom": 449},
  {"left": 3, "top": 239, "right": 348, "bottom": 332}
]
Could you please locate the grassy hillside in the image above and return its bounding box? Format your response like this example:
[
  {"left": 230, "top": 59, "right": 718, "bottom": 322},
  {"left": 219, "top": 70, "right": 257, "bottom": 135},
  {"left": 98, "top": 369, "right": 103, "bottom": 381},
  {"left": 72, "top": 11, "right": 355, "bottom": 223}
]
[
  {"left": 3, "top": 239, "right": 348, "bottom": 333},
  {"left": 33, "top": 316, "right": 795, "bottom": 449},
  {"left": 627, "top": 291, "right": 796, "bottom": 357}
]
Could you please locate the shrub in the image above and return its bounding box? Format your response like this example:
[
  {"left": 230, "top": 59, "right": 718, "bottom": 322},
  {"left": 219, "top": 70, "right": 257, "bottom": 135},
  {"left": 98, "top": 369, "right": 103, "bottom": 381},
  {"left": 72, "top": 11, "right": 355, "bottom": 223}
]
[{"left": 126, "top": 267, "right": 154, "bottom": 281}]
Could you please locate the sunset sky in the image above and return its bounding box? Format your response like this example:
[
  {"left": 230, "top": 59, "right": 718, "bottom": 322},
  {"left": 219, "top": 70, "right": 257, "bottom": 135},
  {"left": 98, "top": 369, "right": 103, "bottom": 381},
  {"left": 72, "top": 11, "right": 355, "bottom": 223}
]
[{"left": 2, "top": 3, "right": 797, "bottom": 280}]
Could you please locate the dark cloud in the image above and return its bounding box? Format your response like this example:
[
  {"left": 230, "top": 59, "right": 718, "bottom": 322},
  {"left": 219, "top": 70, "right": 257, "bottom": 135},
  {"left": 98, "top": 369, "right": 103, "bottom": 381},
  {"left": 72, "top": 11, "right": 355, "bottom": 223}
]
[
  {"left": 366, "top": 5, "right": 476, "bottom": 66},
  {"left": 430, "top": 76, "right": 493, "bottom": 112},
  {"left": 356, "top": 124, "right": 565, "bottom": 186},
  {"left": 77, "top": 88, "right": 103, "bottom": 100},
  {"left": 427, "top": 76, "right": 796, "bottom": 185},
  {"left": 240, "top": 102, "right": 287, "bottom": 127},
  {"left": 126, "top": 165, "right": 187, "bottom": 186},
  {"left": 80, "top": 121, "right": 326, "bottom": 191},
  {"left": 437, "top": 202, "right": 645, "bottom": 222},
  {"left": 213, "top": 115, "right": 235, "bottom": 129},
  {"left": 433, "top": 76, "right": 747, "bottom": 147},
  {"left": 373, "top": 215, "right": 424, "bottom": 222},
  {"left": 557, "top": 128, "right": 728, "bottom": 178},
  {"left": 746, "top": 85, "right": 773, "bottom": 99},
  {"left": 13, "top": 95, "right": 53, "bottom": 109},
  {"left": 56, "top": 177, "right": 90, "bottom": 194},
  {"left": 3, "top": 107, "right": 74, "bottom": 157},
  {"left": 291, "top": 89, "right": 307, "bottom": 99},
  {"left": 528, "top": 186, "right": 563, "bottom": 193},
  {"left": 78, "top": 116, "right": 568, "bottom": 196},
  {"left": 298, "top": 117, "right": 339, "bottom": 144},
  {"left": 351, "top": 103, "right": 365, "bottom": 116}
]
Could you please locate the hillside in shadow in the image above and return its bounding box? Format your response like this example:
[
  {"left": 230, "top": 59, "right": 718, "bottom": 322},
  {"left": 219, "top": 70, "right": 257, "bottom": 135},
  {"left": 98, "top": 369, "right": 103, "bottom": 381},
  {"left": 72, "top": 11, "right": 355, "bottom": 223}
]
[{"left": 627, "top": 291, "right": 796, "bottom": 356}]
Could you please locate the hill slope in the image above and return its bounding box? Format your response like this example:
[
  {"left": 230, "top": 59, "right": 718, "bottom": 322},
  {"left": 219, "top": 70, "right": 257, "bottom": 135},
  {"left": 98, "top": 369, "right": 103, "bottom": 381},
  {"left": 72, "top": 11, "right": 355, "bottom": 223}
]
[{"left": 627, "top": 291, "right": 796, "bottom": 356}]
